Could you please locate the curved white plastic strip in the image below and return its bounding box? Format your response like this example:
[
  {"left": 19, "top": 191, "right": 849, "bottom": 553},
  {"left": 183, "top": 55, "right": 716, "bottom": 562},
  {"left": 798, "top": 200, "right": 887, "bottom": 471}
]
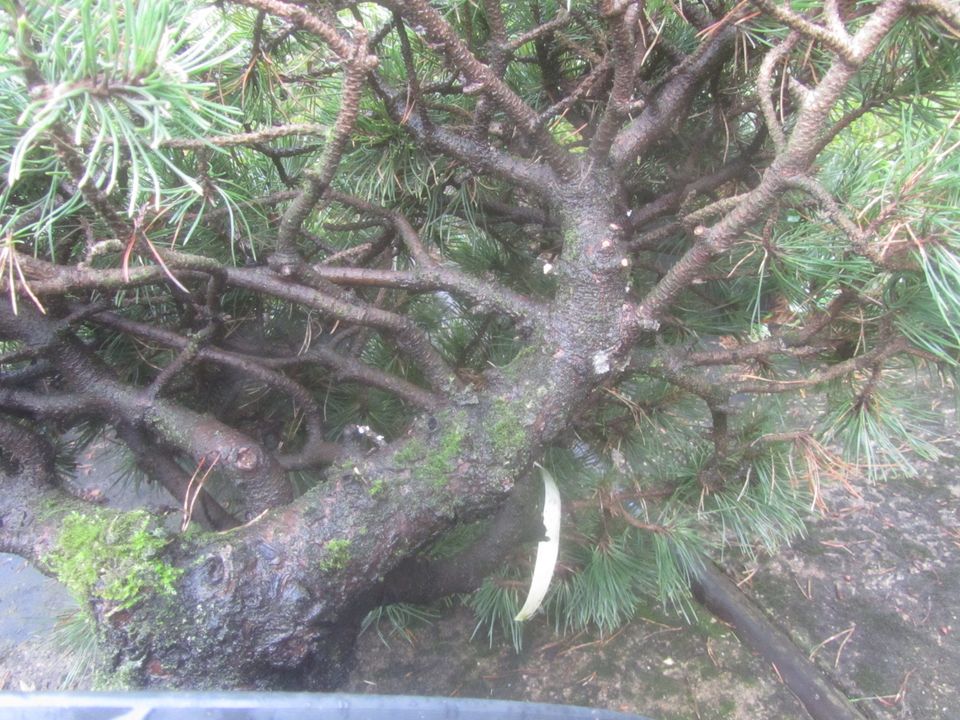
[{"left": 514, "top": 465, "right": 562, "bottom": 622}]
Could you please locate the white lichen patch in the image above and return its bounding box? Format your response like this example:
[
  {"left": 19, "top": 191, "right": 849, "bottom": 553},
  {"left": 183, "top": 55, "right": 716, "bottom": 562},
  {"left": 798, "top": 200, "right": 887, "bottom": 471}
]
[{"left": 592, "top": 350, "right": 611, "bottom": 375}]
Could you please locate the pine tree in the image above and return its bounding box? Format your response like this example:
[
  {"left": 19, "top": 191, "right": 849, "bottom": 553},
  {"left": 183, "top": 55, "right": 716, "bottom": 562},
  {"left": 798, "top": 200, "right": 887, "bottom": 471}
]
[{"left": 0, "top": 0, "right": 957, "bottom": 689}]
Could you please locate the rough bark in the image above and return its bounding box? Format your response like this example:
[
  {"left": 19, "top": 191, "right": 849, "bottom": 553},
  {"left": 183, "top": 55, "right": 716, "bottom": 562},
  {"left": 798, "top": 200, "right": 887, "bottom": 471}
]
[
  {"left": 101, "top": 174, "right": 633, "bottom": 688},
  {"left": 0, "top": 176, "right": 635, "bottom": 688}
]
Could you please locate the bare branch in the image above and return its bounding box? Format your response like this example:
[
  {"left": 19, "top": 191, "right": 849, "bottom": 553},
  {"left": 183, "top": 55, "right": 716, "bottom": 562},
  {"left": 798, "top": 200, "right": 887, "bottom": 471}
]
[
  {"left": 161, "top": 123, "right": 330, "bottom": 149},
  {"left": 471, "top": 0, "right": 514, "bottom": 142},
  {"left": 115, "top": 423, "right": 240, "bottom": 530},
  {"left": 686, "top": 291, "right": 854, "bottom": 367},
  {"left": 11, "top": 249, "right": 456, "bottom": 395},
  {"left": 89, "top": 307, "right": 441, "bottom": 412},
  {"left": 326, "top": 191, "right": 545, "bottom": 323},
  {"left": 222, "top": 264, "right": 457, "bottom": 392},
  {"left": 87, "top": 310, "right": 346, "bottom": 468},
  {"left": 0, "top": 304, "right": 294, "bottom": 514},
  {"left": 909, "top": 0, "right": 960, "bottom": 33},
  {"left": 389, "top": 0, "right": 577, "bottom": 177},
  {"left": 507, "top": 11, "right": 573, "bottom": 52},
  {"left": 784, "top": 174, "right": 915, "bottom": 270},
  {"left": 626, "top": 149, "right": 764, "bottom": 235},
  {"left": 733, "top": 338, "right": 908, "bottom": 393},
  {"left": 757, "top": 33, "right": 800, "bottom": 151},
  {"left": 229, "top": 0, "right": 364, "bottom": 61},
  {"left": 368, "top": 73, "right": 556, "bottom": 192},
  {"left": 823, "top": 0, "right": 851, "bottom": 38},
  {"left": 535, "top": 56, "right": 612, "bottom": 128},
  {"left": 610, "top": 24, "right": 736, "bottom": 170},
  {"left": 749, "top": 0, "right": 856, "bottom": 62},
  {"left": 632, "top": 0, "right": 909, "bottom": 330},
  {"left": 274, "top": 37, "right": 377, "bottom": 261},
  {"left": 143, "top": 324, "right": 218, "bottom": 401},
  {"left": 589, "top": 1, "right": 642, "bottom": 162}
]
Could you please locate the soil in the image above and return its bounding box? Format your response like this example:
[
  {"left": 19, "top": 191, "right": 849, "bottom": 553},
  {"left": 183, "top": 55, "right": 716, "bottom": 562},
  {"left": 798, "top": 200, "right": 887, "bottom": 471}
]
[{"left": 1, "top": 397, "right": 957, "bottom": 719}]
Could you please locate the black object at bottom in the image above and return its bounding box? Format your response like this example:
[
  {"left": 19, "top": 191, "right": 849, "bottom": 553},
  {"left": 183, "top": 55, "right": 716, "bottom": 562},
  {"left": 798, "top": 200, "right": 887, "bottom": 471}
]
[{"left": 0, "top": 692, "right": 650, "bottom": 720}]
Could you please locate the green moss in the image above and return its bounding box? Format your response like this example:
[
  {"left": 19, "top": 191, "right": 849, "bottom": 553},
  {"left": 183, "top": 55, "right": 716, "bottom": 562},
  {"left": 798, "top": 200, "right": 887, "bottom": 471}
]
[
  {"left": 93, "top": 660, "right": 140, "bottom": 690},
  {"left": 320, "top": 538, "right": 352, "bottom": 572},
  {"left": 717, "top": 699, "right": 737, "bottom": 716},
  {"left": 45, "top": 510, "right": 182, "bottom": 613},
  {"left": 490, "top": 398, "right": 525, "bottom": 460},
  {"left": 394, "top": 417, "right": 466, "bottom": 489},
  {"left": 394, "top": 437, "right": 427, "bottom": 465},
  {"left": 423, "top": 424, "right": 466, "bottom": 488},
  {"left": 368, "top": 477, "right": 386, "bottom": 497},
  {"left": 499, "top": 344, "right": 541, "bottom": 380}
]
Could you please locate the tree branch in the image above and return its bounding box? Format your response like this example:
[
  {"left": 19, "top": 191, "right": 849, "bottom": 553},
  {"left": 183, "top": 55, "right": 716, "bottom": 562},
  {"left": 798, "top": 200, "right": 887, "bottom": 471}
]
[
  {"left": 85, "top": 309, "right": 346, "bottom": 469},
  {"left": 0, "top": 417, "right": 94, "bottom": 561},
  {"left": 326, "top": 191, "right": 545, "bottom": 323},
  {"left": 12, "top": 250, "right": 457, "bottom": 396},
  {"left": 610, "top": 23, "right": 736, "bottom": 171},
  {"left": 222, "top": 264, "right": 457, "bottom": 392},
  {"left": 757, "top": 32, "right": 799, "bottom": 151},
  {"left": 161, "top": 123, "right": 330, "bottom": 149},
  {"left": 632, "top": 0, "right": 908, "bottom": 330},
  {"left": 388, "top": 0, "right": 577, "bottom": 178},
  {"left": 273, "top": 30, "right": 377, "bottom": 261},
  {"left": 507, "top": 10, "right": 573, "bottom": 53},
  {"left": 0, "top": 304, "right": 294, "bottom": 515},
  {"left": 367, "top": 73, "right": 556, "bottom": 192},
  {"left": 115, "top": 423, "right": 240, "bottom": 531},
  {"left": 589, "top": 1, "right": 642, "bottom": 163},
  {"left": 732, "top": 337, "right": 908, "bottom": 393},
  {"left": 229, "top": 0, "right": 363, "bottom": 61},
  {"left": 749, "top": 0, "right": 857, "bottom": 62}
]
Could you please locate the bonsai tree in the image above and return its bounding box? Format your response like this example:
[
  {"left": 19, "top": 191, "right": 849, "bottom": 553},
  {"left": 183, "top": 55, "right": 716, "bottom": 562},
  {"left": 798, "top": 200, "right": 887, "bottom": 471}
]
[{"left": 1, "top": 0, "right": 957, "bottom": 689}]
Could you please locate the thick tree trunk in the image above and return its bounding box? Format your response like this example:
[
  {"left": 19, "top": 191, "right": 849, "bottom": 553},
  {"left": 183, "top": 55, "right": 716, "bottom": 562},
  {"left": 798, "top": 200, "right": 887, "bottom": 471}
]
[{"left": 1, "top": 180, "right": 636, "bottom": 689}]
